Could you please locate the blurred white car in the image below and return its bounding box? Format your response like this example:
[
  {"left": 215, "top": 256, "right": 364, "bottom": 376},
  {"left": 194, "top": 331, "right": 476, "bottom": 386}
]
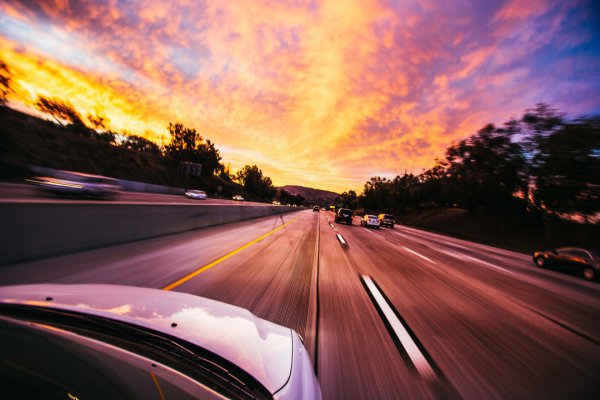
[
  {"left": 232, "top": 195, "right": 245, "bottom": 201},
  {"left": 185, "top": 189, "right": 207, "bottom": 200},
  {"left": 28, "top": 171, "right": 120, "bottom": 199},
  {"left": 0, "top": 284, "right": 322, "bottom": 400},
  {"left": 361, "top": 214, "right": 380, "bottom": 229}
]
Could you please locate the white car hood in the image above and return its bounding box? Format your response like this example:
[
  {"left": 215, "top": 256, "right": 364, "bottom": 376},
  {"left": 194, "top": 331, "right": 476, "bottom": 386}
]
[{"left": 0, "top": 284, "right": 293, "bottom": 394}]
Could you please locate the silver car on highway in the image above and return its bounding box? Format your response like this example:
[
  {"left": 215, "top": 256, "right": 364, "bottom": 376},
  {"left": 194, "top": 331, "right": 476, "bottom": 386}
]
[
  {"left": 361, "top": 214, "right": 381, "bottom": 229},
  {"left": 0, "top": 284, "right": 322, "bottom": 400},
  {"left": 185, "top": 189, "right": 207, "bottom": 200},
  {"left": 28, "top": 170, "right": 120, "bottom": 199}
]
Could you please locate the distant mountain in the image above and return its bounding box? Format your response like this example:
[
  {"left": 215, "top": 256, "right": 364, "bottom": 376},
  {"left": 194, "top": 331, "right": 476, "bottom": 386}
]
[{"left": 279, "top": 185, "right": 339, "bottom": 205}]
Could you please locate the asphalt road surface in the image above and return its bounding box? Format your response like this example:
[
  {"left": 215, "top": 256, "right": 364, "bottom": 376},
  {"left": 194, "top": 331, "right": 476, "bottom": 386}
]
[{"left": 1, "top": 210, "right": 598, "bottom": 399}]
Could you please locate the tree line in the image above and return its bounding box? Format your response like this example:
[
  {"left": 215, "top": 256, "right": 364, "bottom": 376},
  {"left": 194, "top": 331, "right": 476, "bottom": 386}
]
[
  {"left": 34, "top": 95, "right": 281, "bottom": 199},
  {"left": 31, "top": 94, "right": 230, "bottom": 175},
  {"left": 337, "top": 104, "right": 599, "bottom": 223},
  {"left": 0, "top": 59, "right": 281, "bottom": 201}
]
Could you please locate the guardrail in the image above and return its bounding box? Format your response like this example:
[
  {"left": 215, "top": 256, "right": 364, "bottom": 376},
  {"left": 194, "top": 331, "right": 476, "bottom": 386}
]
[{"left": 0, "top": 203, "right": 297, "bottom": 265}]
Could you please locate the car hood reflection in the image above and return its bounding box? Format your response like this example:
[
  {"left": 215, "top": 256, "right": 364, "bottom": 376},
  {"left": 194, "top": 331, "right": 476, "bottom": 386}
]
[{"left": 0, "top": 284, "right": 293, "bottom": 394}]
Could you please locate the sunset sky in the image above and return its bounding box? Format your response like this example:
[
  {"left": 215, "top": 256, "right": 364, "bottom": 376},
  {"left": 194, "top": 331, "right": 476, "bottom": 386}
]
[{"left": 1, "top": 0, "right": 599, "bottom": 192}]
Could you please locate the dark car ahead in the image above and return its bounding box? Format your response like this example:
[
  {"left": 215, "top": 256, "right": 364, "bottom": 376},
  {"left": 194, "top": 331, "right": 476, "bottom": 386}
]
[
  {"left": 533, "top": 247, "right": 599, "bottom": 281},
  {"left": 378, "top": 214, "right": 395, "bottom": 228},
  {"left": 313, "top": 206, "right": 320, "bottom": 212},
  {"left": 334, "top": 208, "right": 353, "bottom": 225}
]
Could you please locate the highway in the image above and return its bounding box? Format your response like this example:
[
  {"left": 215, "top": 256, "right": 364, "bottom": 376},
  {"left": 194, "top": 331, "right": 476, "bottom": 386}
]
[
  {"left": 1, "top": 209, "right": 598, "bottom": 399},
  {"left": 0, "top": 183, "right": 272, "bottom": 206}
]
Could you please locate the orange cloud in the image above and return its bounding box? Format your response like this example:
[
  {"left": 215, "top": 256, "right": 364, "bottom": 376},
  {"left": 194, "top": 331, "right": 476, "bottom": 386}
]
[
  {"left": 0, "top": 0, "right": 598, "bottom": 193},
  {"left": 495, "top": 0, "right": 551, "bottom": 21}
]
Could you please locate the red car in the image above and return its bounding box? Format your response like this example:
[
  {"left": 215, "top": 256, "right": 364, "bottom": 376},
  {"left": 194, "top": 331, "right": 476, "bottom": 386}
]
[{"left": 533, "top": 247, "right": 599, "bottom": 281}]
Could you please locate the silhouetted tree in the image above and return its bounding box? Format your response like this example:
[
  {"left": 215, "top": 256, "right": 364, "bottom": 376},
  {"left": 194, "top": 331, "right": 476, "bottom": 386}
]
[
  {"left": 521, "top": 103, "right": 564, "bottom": 154},
  {"left": 195, "top": 139, "right": 223, "bottom": 177},
  {"left": 35, "top": 95, "right": 86, "bottom": 128},
  {"left": 336, "top": 190, "right": 359, "bottom": 209},
  {"left": 416, "top": 158, "right": 450, "bottom": 208},
  {"left": 34, "top": 95, "right": 98, "bottom": 139},
  {"left": 220, "top": 162, "right": 233, "bottom": 181},
  {"left": 96, "top": 131, "right": 116, "bottom": 144},
  {"left": 84, "top": 112, "right": 117, "bottom": 144},
  {"left": 165, "top": 122, "right": 198, "bottom": 161},
  {"left": 533, "top": 117, "right": 600, "bottom": 220},
  {"left": 164, "top": 122, "right": 223, "bottom": 176},
  {"left": 87, "top": 112, "right": 109, "bottom": 131},
  {"left": 360, "top": 175, "right": 418, "bottom": 213},
  {"left": 235, "top": 165, "right": 276, "bottom": 200},
  {"left": 392, "top": 173, "right": 421, "bottom": 213},
  {"left": 445, "top": 122, "right": 526, "bottom": 214},
  {"left": 121, "top": 134, "right": 161, "bottom": 156},
  {"left": 348, "top": 103, "right": 597, "bottom": 224},
  {"left": 0, "top": 60, "right": 11, "bottom": 105}
]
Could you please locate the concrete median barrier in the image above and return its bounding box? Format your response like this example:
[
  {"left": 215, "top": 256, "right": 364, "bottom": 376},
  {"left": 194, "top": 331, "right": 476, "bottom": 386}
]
[{"left": 0, "top": 203, "right": 298, "bottom": 265}]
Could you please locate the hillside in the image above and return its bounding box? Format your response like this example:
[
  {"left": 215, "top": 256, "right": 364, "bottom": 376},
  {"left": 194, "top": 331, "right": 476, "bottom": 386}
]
[
  {"left": 280, "top": 185, "right": 338, "bottom": 205},
  {"left": 0, "top": 106, "right": 243, "bottom": 197}
]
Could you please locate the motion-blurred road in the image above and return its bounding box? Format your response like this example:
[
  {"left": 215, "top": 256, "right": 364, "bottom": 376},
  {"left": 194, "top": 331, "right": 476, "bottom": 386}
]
[
  {"left": 1, "top": 209, "right": 598, "bottom": 399},
  {"left": 0, "top": 183, "right": 270, "bottom": 206}
]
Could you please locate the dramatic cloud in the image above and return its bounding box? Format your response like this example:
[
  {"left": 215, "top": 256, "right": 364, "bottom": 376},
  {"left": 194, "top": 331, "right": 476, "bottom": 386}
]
[{"left": 1, "top": 0, "right": 599, "bottom": 192}]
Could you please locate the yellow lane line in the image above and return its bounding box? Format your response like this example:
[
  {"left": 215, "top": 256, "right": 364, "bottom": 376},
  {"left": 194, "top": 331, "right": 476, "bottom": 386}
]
[
  {"left": 162, "top": 214, "right": 303, "bottom": 291},
  {"left": 149, "top": 372, "right": 166, "bottom": 400}
]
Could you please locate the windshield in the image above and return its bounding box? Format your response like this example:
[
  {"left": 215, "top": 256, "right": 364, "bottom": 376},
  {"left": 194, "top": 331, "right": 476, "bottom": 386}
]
[
  {"left": 1, "top": 316, "right": 208, "bottom": 400},
  {"left": 0, "top": 305, "right": 272, "bottom": 400}
]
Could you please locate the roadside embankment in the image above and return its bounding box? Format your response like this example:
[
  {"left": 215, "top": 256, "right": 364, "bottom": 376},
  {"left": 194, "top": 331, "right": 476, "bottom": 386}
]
[{"left": 396, "top": 208, "right": 599, "bottom": 254}]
